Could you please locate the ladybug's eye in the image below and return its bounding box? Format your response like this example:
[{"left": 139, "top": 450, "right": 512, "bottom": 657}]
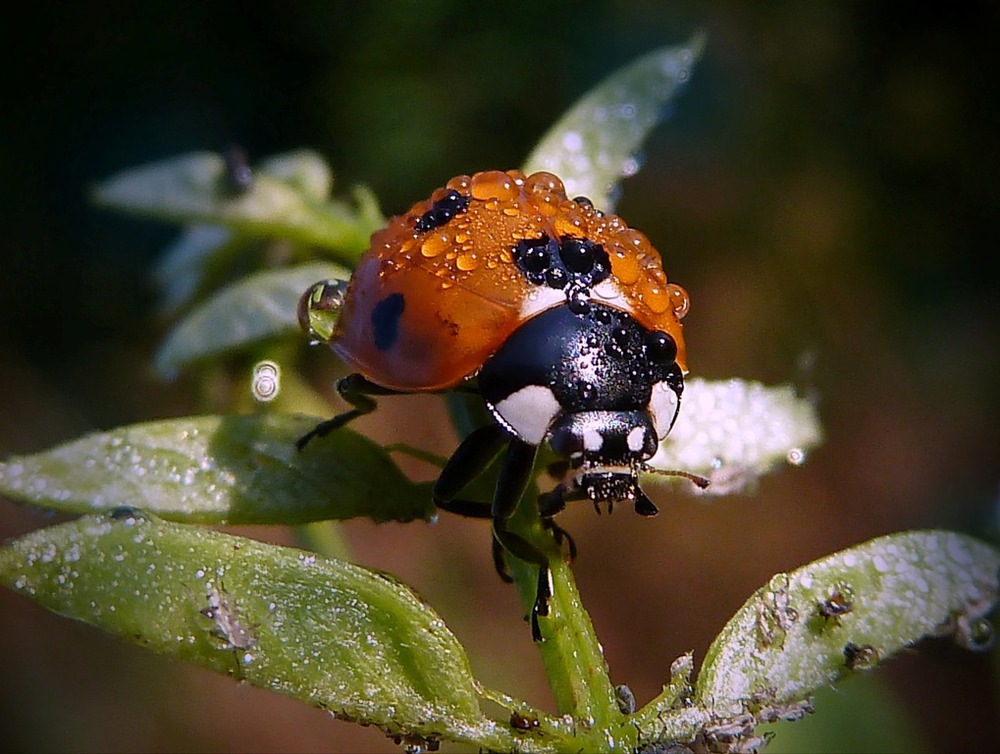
[
  {"left": 548, "top": 423, "right": 584, "bottom": 457},
  {"left": 646, "top": 331, "right": 677, "bottom": 364}
]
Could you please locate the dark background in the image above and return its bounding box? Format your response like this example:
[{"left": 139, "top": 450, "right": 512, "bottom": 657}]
[{"left": 2, "top": 3, "right": 998, "bottom": 752}]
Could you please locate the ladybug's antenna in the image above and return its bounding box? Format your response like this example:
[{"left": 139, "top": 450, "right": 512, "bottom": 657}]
[{"left": 645, "top": 466, "right": 711, "bottom": 491}]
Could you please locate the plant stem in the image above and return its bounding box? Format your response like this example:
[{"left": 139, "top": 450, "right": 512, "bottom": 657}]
[{"left": 508, "top": 494, "right": 634, "bottom": 750}]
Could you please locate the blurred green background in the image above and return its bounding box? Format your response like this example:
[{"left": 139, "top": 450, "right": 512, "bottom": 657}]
[{"left": 2, "top": 2, "right": 997, "bottom": 752}]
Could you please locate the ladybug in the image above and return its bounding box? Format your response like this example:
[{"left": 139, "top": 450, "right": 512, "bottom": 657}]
[{"left": 298, "top": 169, "right": 701, "bottom": 639}]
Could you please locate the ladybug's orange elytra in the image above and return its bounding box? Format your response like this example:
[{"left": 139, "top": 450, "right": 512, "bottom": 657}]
[{"left": 331, "top": 169, "right": 689, "bottom": 391}]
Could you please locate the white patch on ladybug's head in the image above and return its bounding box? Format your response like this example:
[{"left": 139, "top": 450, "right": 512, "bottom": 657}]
[
  {"left": 490, "top": 385, "right": 561, "bottom": 445},
  {"left": 627, "top": 425, "right": 646, "bottom": 452},
  {"left": 583, "top": 428, "right": 603, "bottom": 452},
  {"left": 649, "top": 380, "right": 681, "bottom": 440}
]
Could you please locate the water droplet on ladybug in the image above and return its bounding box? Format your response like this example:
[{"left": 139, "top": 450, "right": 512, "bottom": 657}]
[
  {"left": 470, "top": 170, "right": 518, "bottom": 201},
  {"left": 456, "top": 252, "right": 478, "bottom": 271},
  {"left": 421, "top": 231, "right": 451, "bottom": 258},
  {"left": 665, "top": 284, "right": 691, "bottom": 319},
  {"left": 298, "top": 279, "right": 348, "bottom": 344}
]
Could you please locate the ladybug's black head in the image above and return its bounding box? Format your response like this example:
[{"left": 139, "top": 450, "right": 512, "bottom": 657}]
[
  {"left": 478, "top": 300, "right": 684, "bottom": 514},
  {"left": 548, "top": 409, "right": 657, "bottom": 467},
  {"left": 545, "top": 409, "right": 661, "bottom": 515}
]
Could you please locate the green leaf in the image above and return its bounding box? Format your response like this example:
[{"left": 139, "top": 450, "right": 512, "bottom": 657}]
[
  {"left": 647, "top": 377, "right": 824, "bottom": 496},
  {"left": 256, "top": 149, "right": 333, "bottom": 201},
  {"left": 153, "top": 261, "right": 348, "bottom": 376},
  {"left": 695, "top": 530, "right": 1000, "bottom": 718},
  {"left": 0, "top": 513, "right": 493, "bottom": 747},
  {"left": 0, "top": 414, "right": 434, "bottom": 525},
  {"left": 152, "top": 224, "right": 237, "bottom": 314},
  {"left": 92, "top": 151, "right": 376, "bottom": 254},
  {"left": 522, "top": 34, "right": 704, "bottom": 211},
  {"left": 148, "top": 152, "right": 370, "bottom": 316}
]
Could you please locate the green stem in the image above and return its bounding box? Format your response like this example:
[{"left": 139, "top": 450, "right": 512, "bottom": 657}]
[
  {"left": 445, "top": 395, "right": 637, "bottom": 747},
  {"left": 507, "top": 493, "right": 635, "bottom": 751}
]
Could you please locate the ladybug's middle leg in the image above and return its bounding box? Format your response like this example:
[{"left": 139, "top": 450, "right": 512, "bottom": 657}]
[{"left": 296, "top": 373, "right": 401, "bottom": 450}]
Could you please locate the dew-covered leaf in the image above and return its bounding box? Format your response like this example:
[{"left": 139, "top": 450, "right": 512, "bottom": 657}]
[
  {"left": 93, "top": 151, "right": 375, "bottom": 254},
  {"left": 0, "top": 414, "right": 434, "bottom": 524},
  {"left": 0, "top": 513, "right": 495, "bottom": 746},
  {"left": 522, "top": 34, "right": 704, "bottom": 211},
  {"left": 695, "top": 530, "right": 1000, "bottom": 718},
  {"left": 647, "top": 378, "right": 823, "bottom": 496},
  {"left": 154, "top": 261, "right": 348, "bottom": 376},
  {"left": 629, "top": 652, "right": 710, "bottom": 749}
]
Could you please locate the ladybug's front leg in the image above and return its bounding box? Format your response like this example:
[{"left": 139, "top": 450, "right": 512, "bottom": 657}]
[
  {"left": 433, "top": 429, "right": 552, "bottom": 640},
  {"left": 489, "top": 439, "right": 553, "bottom": 642},
  {"left": 296, "top": 374, "right": 400, "bottom": 450},
  {"left": 432, "top": 424, "right": 510, "bottom": 580},
  {"left": 432, "top": 424, "right": 509, "bottom": 512}
]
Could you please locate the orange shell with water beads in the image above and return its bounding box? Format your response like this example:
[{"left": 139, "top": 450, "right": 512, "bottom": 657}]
[{"left": 330, "top": 169, "right": 690, "bottom": 391}]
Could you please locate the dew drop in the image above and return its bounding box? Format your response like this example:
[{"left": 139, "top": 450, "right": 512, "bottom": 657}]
[
  {"left": 610, "top": 253, "right": 640, "bottom": 285},
  {"left": 787, "top": 447, "right": 807, "bottom": 465},
  {"left": 420, "top": 231, "right": 451, "bottom": 258},
  {"left": 470, "top": 170, "right": 517, "bottom": 201},
  {"left": 251, "top": 360, "right": 280, "bottom": 402},
  {"left": 964, "top": 617, "right": 995, "bottom": 652},
  {"left": 561, "top": 132, "right": 583, "bottom": 152},
  {"left": 665, "top": 283, "right": 690, "bottom": 319}
]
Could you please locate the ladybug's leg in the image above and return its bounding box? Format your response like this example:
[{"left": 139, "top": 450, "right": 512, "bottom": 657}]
[
  {"left": 432, "top": 424, "right": 509, "bottom": 513},
  {"left": 490, "top": 439, "right": 554, "bottom": 641},
  {"left": 538, "top": 484, "right": 586, "bottom": 563},
  {"left": 543, "top": 519, "right": 578, "bottom": 563},
  {"left": 434, "top": 430, "right": 552, "bottom": 639},
  {"left": 433, "top": 424, "right": 511, "bottom": 581},
  {"left": 296, "top": 374, "right": 400, "bottom": 450}
]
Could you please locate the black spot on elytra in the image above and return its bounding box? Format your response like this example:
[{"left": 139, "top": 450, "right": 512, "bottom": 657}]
[
  {"left": 512, "top": 234, "right": 611, "bottom": 292},
  {"left": 372, "top": 293, "right": 405, "bottom": 351},
  {"left": 415, "top": 190, "right": 470, "bottom": 233}
]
